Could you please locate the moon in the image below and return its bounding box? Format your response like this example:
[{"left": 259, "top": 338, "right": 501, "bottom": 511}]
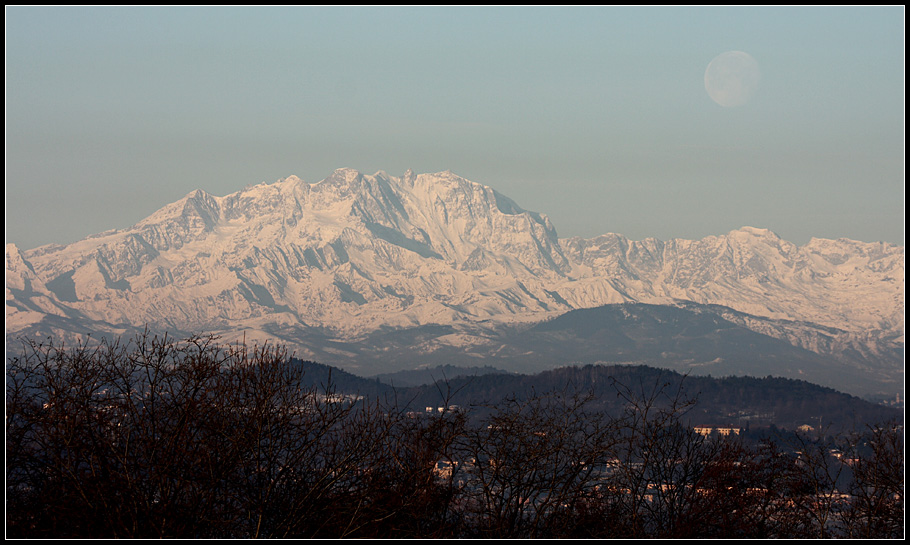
[{"left": 704, "top": 51, "right": 760, "bottom": 108}]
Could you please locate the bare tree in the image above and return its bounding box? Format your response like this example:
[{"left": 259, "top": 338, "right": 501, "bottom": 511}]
[
  {"left": 453, "top": 387, "right": 617, "bottom": 538},
  {"left": 841, "top": 422, "right": 904, "bottom": 538},
  {"left": 6, "top": 333, "right": 394, "bottom": 538},
  {"left": 599, "top": 373, "right": 702, "bottom": 537},
  {"left": 777, "top": 429, "right": 855, "bottom": 538}
]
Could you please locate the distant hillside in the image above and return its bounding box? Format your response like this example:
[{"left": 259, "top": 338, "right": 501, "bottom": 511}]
[
  {"left": 375, "top": 364, "right": 901, "bottom": 434},
  {"left": 372, "top": 364, "right": 512, "bottom": 387},
  {"left": 288, "top": 358, "right": 394, "bottom": 399},
  {"left": 503, "top": 303, "right": 900, "bottom": 397},
  {"left": 277, "top": 301, "right": 901, "bottom": 398}
]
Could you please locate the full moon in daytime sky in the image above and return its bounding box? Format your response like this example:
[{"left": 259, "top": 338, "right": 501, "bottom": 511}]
[{"left": 704, "top": 50, "right": 761, "bottom": 107}]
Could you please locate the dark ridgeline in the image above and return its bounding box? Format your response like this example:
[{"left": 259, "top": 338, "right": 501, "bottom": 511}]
[
  {"left": 6, "top": 334, "right": 903, "bottom": 539},
  {"left": 393, "top": 363, "right": 901, "bottom": 434}
]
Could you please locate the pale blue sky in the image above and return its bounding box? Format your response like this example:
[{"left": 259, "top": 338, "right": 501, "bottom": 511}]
[{"left": 6, "top": 6, "right": 905, "bottom": 250}]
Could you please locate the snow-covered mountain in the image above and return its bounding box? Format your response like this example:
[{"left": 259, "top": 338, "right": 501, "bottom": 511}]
[{"left": 5, "top": 169, "right": 904, "bottom": 394}]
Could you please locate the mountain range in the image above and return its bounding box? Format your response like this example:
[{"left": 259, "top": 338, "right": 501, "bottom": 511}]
[{"left": 5, "top": 168, "right": 904, "bottom": 397}]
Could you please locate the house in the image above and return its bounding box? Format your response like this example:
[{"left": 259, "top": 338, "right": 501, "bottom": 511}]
[{"left": 693, "top": 426, "right": 741, "bottom": 436}]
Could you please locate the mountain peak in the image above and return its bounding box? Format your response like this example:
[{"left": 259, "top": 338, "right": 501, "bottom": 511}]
[
  {"left": 730, "top": 226, "right": 780, "bottom": 239},
  {"left": 329, "top": 167, "right": 363, "bottom": 181}
]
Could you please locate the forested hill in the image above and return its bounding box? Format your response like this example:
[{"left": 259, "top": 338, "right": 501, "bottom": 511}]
[
  {"left": 288, "top": 358, "right": 394, "bottom": 399},
  {"left": 296, "top": 361, "right": 901, "bottom": 433}
]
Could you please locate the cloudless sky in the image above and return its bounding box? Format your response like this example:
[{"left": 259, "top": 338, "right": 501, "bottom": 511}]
[{"left": 6, "top": 6, "right": 905, "bottom": 250}]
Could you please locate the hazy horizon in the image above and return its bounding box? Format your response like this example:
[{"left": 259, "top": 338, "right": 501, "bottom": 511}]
[{"left": 6, "top": 6, "right": 905, "bottom": 250}]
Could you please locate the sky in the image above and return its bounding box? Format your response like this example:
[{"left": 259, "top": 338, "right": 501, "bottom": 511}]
[{"left": 5, "top": 6, "right": 905, "bottom": 251}]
